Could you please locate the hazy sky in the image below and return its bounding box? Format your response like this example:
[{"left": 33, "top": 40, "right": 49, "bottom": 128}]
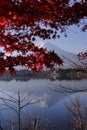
[{"left": 46, "top": 26, "right": 87, "bottom": 54}]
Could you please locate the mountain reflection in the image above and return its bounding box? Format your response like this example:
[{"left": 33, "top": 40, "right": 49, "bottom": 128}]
[{"left": 0, "top": 79, "right": 87, "bottom": 130}]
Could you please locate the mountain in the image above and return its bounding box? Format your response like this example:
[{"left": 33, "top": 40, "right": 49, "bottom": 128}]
[{"left": 38, "top": 42, "right": 84, "bottom": 69}]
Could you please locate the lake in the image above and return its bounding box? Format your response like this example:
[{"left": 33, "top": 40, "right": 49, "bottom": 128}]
[{"left": 0, "top": 79, "right": 87, "bottom": 130}]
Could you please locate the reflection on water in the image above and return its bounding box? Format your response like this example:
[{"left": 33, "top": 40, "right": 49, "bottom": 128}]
[{"left": 0, "top": 79, "right": 87, "bottom": 130}]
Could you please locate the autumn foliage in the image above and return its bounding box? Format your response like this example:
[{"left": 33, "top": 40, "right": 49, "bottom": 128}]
[
  {"left": 78, "top": 52, "right": 87, "bottom": 60},
  {"left": 0, "top": 0, "right": 87, "bottom": 73}
]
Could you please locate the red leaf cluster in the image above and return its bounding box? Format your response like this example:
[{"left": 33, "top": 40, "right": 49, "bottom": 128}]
[
  {"left": 0, "top": 0, "right": 87, "bottom": 73},
  {"left": 78, "top": 52, "right": 87, "bottom": 60}
]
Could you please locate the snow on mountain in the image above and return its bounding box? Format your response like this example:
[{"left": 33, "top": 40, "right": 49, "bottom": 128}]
[{"left": 38, "top": 42, "right": 83, "bottom": 69}]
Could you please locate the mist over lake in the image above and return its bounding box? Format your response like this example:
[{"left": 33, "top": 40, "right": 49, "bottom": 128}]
[{"left": 0, "top": 78, "right": 87, "bottom": 130}]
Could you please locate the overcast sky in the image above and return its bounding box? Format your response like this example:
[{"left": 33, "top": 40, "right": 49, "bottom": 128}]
[
  {"left": 36, "top": 24, "right": 87, "bottom": 54},
  {"left": 46, "top": 25, "right": 87, "bottom": 54}
]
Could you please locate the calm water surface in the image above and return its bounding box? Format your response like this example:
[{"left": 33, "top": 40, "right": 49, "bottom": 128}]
[{"left": 0, "top": 79, "right": 87, "bottom": 130}]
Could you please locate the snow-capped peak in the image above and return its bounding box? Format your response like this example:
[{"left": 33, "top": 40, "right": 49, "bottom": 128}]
[
  {"left": 37, "top": 42, "right": 47, "bottom": 48},
  {"left": 37, "top": 42, "right": 84, "bottom": 69}
]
